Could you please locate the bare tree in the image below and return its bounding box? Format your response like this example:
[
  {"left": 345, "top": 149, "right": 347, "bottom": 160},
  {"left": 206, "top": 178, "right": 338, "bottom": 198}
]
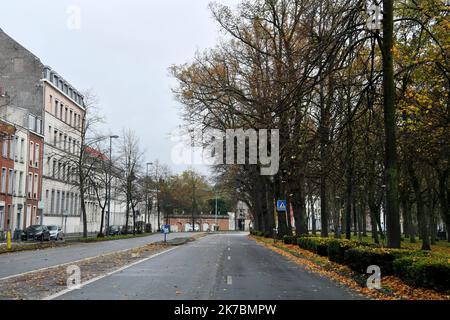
[{"left": 117, "top": 129, "right": 144, "bottom": 235}]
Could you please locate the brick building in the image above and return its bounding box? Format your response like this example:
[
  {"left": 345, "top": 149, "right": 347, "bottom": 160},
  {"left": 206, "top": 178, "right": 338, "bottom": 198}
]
[{"left": 0, "top": 119, "right": 16, "bottom": 234}]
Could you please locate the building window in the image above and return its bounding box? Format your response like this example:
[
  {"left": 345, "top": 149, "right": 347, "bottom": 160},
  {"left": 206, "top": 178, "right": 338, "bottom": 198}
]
[
  {"left": 12, "top": 170, "right": 16, "bottom": 194},
  {"left": 54, "top": 130, "right": 57, "bottom": 146},
  {"left": 14, "top": 136, "right": 19, "bottom": 161},
  {"left": 34, "top": 174, "right": 38, "bottom": 199},
  {"left": 35, "top": 144, "right": 40, "bottom": 168},
  {"left": 29, "top": 141, "right": 34, "bottom": 166},
  {"left": 52, "top": 159, "right": 57, "bottom": 178},
  {"left": 2, "top": 137, "right": 7, "bottom": 158},
  {"left": 55, "top": 100, "right": 59, "bottom": 117},
  {"left": 61, "top": 191, "right": 65, "bottom": 214},
  {"left": 9, "top": 135, "right": 15, "bottom": 160},
  {"left": 20, "top": 138, "right": 24, "bottom": 162},
  {"left": 56, "top": 191, "right": 60, "bottom": 213},
  {"left": 60, "top": 104, "right": 63, "bottom": 120},
  {"left": 1, "top": 168, "right": 6, "bottom": 193},
  {"left": 27, "top": 173, "right": 32, "bottom": 198},
  {"left": 36, "top": 119, "right": 42, "bottom": 134},
  {"left": 18, "top": 171, "right": 23, "bottom": 196},
  {"left": 51, "top": 190, "right": 55, "bottom": 214},
  {"left": 7, "top": 169, "right": 13, "bottom": 194},
  {"left": 28, "top": 114, "right": 36, "bottom": 131}
]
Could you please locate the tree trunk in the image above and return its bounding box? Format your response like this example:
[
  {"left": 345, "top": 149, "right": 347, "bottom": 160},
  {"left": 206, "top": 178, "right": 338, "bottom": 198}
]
[
  {"left": 99, "top": 208, "right": 105, "bottom": 237},
  {"left": 262, "top": 180, "right": 275, "bottom": 235},
  {"left": 408, "top": 164, "right": 431, "bottom": 250},
  {"left": 79, "top": 183, "right": 88, "bottom": 238},
  {"left": 361, "top": 202, "right": 367, "bottom": 237},
  {"left": 369, "top": 208, "right": 379, "bottom": 244},
  {"left": 382, "top": 0, "right": 401, "bottom": 248},
  {"left": 131, "top": 202, "right": 136, "bottom": 236},
  {"left": 125, "top": 199, "right": 130, "bottom": 235},
  {"left": 292, "top": 176, "right": 308, "bottom": 236}
]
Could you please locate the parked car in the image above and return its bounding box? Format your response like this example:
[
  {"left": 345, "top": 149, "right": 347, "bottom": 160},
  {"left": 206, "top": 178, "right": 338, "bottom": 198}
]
[
  {"left": 108, "top": 225, "right": 122, "bottom": 236},
  {"left": 21, "top": 225, "right": 51, "bottom": 241},
  {"left": 47, "top": 225, "right": 64, "bottom": 241}
]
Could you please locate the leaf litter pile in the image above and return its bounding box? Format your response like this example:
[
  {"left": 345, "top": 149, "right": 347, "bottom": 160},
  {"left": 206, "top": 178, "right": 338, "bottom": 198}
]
[
  {"left": 0, "top": 239, "right": 193, "bottom": 300},
  {"left": 250, "top": 236, "right": 450, "bottom": 300}
]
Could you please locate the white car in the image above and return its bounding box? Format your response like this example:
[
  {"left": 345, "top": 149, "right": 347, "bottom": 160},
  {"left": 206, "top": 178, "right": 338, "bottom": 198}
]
[{"left": 47, "top": 225, "right": 64, "bottom": 241}]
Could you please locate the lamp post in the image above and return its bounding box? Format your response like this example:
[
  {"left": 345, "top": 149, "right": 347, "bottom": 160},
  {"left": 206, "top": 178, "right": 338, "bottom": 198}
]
[
  {"left": 106, "top": 135, "right": 119, "bottom": 236},
  {"left": 146, "top": 162, "right": 151, "bottom": 228}
]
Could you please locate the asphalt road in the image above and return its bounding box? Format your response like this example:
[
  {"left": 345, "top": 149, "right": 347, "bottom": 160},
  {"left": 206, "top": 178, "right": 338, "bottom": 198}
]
[
  {"left": 0, "top": 232, "right": 196, "bottom": 279},
  {"left": 56, "top": 233, "right": 365, "bottom": 300}
]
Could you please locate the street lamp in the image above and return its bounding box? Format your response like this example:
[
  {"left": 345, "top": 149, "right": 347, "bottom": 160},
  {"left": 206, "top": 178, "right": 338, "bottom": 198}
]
[
  {"left": 148, "top": 161, "right": 162, "bottom": 231},
  {"left": 106, "top": 135, "right": 119, "bottom": 236},
  {"left": 145, "top": 162, "right": 151, "bottom": 228}
]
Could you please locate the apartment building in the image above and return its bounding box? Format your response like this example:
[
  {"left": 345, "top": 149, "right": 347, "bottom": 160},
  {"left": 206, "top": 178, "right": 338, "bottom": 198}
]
[
  {"left": 0, "top": 28, "right": 85, "bottom": 234},
  {"left": 41, "top": 66, "right": 86, "bottom": 234},
  {"left": 0, "top": 27, "right": 135, "bottom": 236},
  {"left": 0, "top": 118, "right": 16, "bottom": 235},
  {"left": 0, "top": 102, "right": 44, "bottom": 237}
]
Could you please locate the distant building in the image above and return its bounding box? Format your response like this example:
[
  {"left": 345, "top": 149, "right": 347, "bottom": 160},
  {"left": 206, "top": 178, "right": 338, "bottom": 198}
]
[{"left": 0, "top": 27, "right": 126, "bottom": 235}]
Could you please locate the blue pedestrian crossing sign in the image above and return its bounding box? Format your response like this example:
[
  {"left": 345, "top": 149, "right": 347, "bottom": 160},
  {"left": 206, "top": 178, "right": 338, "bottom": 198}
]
[{"left": 277, "top": 200, "right": 287, "bottom": 212}]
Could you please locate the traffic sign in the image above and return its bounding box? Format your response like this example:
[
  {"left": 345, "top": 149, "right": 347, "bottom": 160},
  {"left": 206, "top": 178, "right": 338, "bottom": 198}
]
[
  {"left": 161, "top": 224, "right": 170, "bottom": 234},
  {"left": 277, "top": 200, "right": 287, "bottom": 212}
]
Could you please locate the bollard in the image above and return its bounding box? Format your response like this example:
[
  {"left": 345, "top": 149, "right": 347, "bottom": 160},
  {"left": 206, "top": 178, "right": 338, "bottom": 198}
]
[{"left": 6, "top": 230, "right": 11, "bottom": 250}]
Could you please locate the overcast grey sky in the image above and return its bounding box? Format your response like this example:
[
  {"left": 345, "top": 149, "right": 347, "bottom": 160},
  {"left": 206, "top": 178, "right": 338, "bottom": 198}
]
[{"left": 0, "top": 0, "right": 239, "bottom": 175}]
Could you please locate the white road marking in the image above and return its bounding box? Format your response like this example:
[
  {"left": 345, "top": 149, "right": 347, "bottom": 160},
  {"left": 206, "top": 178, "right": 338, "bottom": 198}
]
[
  {"left": 42, "top": 246, "right": 180, "bottom": 300},
  {"left": 227, "top": 276, "right": 233, "bottom": 285},
  {"left": 227, "top": 256, "right": 231, "bottom": 260},
  {"left": 0, "top": 233, "right": 203, "bottom": 281}
]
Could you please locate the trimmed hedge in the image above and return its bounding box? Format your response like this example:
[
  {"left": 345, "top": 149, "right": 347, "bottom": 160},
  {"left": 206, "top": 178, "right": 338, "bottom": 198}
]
[
  {"left": 344, "top": 247, "right": 418, "bottom": 275},
  {"left": 283, "top": 235, "right": 298, "bottom": 245},
  {"left": 297, "top": 237, "right": 333, "bottom": 256},
  {"left": 393, "top": 256, "right": 450, "bottom": 292},
  {"left": 327, "top": 239, "right": 364, "bottom": 263}
]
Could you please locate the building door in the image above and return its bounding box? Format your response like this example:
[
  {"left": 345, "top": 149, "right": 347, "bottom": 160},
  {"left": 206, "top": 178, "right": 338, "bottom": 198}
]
[
  {"left": 0, "top": 205, "right": 4, "bottom": 231},
  {"left": 26, "top": 205, "right": 31, "bottom": 227},
  {"left": 17, "top": 205, "right": 22, "bottom": 230}
]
